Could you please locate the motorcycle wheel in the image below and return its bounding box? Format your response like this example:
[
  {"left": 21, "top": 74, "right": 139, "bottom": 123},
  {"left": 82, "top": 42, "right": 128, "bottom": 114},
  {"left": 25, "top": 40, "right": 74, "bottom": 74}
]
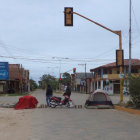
[
  {"left": 66, "top": 102, "right": 70, "bottom": 108},
  {"left": 50, "top": 101, "right": 56, "bottom": 108}
]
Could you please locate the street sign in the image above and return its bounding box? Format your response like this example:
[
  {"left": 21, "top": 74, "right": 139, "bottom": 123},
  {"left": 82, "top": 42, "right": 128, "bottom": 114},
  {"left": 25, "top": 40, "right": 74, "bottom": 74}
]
[
  {"left": 64, "top": 7, "right": 73, "bottom": 26},
  {"left": 106, "top": 80, "right": 110, "bottom": 85},
  {"left": 116, "top": 50, "right": 124, "bottom": 66},
  {"left": 0, "top": 62, "right": 9, "bottom": 80},
  {"left": 119, "top": 74, "right": 124, "bottom": 78}
]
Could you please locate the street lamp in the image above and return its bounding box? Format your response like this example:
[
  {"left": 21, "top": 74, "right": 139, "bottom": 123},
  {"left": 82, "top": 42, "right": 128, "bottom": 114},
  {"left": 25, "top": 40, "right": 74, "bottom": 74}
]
[{"left": 78, "top": 63, "right": 87, "bottom": 94}]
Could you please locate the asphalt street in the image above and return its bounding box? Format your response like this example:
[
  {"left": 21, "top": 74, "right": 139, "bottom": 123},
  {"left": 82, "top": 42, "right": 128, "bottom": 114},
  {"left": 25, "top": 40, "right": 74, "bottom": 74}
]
[
  {"left": 28, "top": 90, "right": 140, "bottom": 140},
  {"left": 0, "top": 90, "right": 139, "bottom": 140}
]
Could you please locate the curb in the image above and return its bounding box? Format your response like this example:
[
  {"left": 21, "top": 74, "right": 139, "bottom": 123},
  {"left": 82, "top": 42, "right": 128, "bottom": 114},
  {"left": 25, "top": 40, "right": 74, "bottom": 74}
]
[{"left": 114, "top": 105, "right": 140, "bottom": 115}]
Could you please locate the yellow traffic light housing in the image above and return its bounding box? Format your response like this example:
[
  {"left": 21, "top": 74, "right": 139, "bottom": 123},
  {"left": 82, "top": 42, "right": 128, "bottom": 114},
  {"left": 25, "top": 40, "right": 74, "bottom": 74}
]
[
  {"left": 116, "top": 50, "right": 124, "bottom": 66},
  {"left": 64, "top": 7, "right": 73, "bottom": 26}
]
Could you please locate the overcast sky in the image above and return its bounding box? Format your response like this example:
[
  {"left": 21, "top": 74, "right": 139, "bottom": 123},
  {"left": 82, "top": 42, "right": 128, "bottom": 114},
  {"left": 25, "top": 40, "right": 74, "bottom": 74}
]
[{"left": 0, "top": 0, "right": 140, "bottom": 82}]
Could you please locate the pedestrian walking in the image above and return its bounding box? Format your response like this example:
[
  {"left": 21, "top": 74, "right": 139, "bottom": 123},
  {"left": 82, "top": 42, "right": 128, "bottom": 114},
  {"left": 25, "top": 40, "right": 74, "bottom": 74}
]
[
  {"left": 46, "top": 85, "right": 53, "bottom": 106},
  {"left": 65, "top": 83, "right": 71, "bottom": 97}
]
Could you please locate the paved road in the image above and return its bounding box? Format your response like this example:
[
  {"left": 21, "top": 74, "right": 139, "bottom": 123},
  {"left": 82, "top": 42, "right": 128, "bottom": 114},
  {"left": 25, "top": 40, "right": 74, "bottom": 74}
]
[
  {"left": 0, "top": 89, "right": 139, "bottom": 140},
  {"left": 0, "top": 89, "right": 130, "bottom": 105},
  {"left": 29, "top": 90, "right": 140, "bottom": 140}
]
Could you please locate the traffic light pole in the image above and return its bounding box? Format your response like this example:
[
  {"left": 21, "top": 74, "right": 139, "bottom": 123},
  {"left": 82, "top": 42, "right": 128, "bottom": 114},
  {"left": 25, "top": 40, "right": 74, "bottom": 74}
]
[
  {"left": 71, "top": 11, "right": 123, "bottom": 102},
  {"left": 129, "top": 0, "right": 132, "bottom": 75},
  {"left": 85, "top": 63, "right": 87, "bottom": 94}
]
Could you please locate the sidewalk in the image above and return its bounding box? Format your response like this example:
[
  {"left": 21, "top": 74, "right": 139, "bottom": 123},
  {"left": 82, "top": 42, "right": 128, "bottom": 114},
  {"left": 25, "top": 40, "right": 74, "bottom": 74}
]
[{"left": 109, "top": 94, "right": 130, "bottom": 104}]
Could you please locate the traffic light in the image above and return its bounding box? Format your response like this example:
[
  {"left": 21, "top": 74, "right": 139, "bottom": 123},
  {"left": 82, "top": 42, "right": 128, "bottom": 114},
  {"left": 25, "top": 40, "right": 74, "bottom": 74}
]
[
  {"left": 73, "top": 68, "right": 76, "bottom": 73},
  {"left": 116, "top": 50, "right": 124, "bottom": 66},
  {"left": 64, "top": 7, "right": 73, "bottom": 26},
  {"left": 59, "top": 78, "right": 62, "bottom": 82}
]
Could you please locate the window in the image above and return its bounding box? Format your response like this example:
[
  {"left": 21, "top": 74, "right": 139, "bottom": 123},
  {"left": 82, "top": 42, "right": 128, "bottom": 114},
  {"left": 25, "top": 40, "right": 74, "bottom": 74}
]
[
  {"left": 103, "top": 69, "right": 107, "bottom": 74},
  {"left": 117, "top": 68, "right": 120, "bottom": 74},
  {"left": 109, "top": 69, "right": 112, "bottom": 74},
  {"left": 131, "top": 69, "right": 138, "bottom": 73}
]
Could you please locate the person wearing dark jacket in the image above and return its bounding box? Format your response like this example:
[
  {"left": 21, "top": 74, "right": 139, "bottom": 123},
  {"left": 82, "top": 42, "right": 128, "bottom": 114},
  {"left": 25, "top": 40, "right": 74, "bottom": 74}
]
[
  {"left": 46, "top": 85, "right": 53, "bottom": 106},
  {"left": 65, "top": 83, "right": 71, "bottom": 97}
]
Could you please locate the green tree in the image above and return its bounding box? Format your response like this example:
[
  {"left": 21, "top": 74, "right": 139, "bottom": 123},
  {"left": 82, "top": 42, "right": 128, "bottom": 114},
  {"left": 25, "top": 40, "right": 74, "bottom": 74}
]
[
  {"left": 30, "top": 79, "right": 38, "bottom": 91},
  {"left": 40, "top": 74, "right": 58, "bottom": 90},
  {"left": 129, "top": 75, "right": 140, "bottom": 107},
  {"left": 62, "top": 72, "right": 71, "bottom": 85}
]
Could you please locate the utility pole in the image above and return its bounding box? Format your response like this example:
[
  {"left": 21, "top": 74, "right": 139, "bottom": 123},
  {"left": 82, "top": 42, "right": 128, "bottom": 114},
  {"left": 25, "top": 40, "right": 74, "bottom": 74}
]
[
  {"left": 52, "top": 57, "right": 62, "bottom": 92},
  {"left": 85, "top": 63, "right": 87, "bottom": 94},
  {"left": 20, "top": 64, "right": 23, "bottom": 93},
  {"left": 59, "top": 60, "right": 62, "bottom": 92},
  {"left": 129, "top": 0, "right": 132, "bottom": 75}
]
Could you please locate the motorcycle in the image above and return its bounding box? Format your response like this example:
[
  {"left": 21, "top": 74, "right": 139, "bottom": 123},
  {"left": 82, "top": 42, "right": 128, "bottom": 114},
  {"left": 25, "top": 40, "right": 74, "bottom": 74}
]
[{"left": 49, "top": 94, "right": 74, "bottom": 108}]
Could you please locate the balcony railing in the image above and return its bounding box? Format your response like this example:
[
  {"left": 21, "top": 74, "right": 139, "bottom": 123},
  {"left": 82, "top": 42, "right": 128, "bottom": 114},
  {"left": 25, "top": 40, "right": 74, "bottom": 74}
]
[{"left": 93, "top": 73, "right": 140, "bottom": 81}]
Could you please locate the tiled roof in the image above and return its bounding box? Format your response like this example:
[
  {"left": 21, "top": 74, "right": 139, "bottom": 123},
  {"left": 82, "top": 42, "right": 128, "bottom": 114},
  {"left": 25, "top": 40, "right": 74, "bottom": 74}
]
[{"left": 90, "top": 59, "right": 140, "bottom": 71}]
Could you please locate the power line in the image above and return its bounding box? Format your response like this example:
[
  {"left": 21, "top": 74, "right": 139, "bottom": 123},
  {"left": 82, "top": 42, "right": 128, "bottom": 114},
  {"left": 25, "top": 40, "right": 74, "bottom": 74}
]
[
  {"left": 0, "top": 55, "right": 68, "bottom": 64},
  {"left": 0, "top": 54, "right": 116, "bottom": 63}
]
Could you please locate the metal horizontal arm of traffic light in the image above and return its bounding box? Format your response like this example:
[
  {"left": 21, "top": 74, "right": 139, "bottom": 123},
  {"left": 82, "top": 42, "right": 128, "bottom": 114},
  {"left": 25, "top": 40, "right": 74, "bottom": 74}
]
[
  {"left": 64, "top": 8, "right": 122, "bottom": 49},
  {"left": 64, "top": 8, "right": 121, "bottom": 37},
  {"left": 60, "top": 69, "right": 73, "bottom": 75}
]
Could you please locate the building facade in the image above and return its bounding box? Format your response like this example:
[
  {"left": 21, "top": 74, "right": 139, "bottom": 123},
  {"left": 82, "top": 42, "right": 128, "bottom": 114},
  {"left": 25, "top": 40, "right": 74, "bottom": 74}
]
[
  {"left": 71, "top": 72, "right": 93, "bottom": 93},
  {"left": 90, "top": 59, "right": 140, "bottom": 94},
  {"left": 0, "top": 63, "right": 30, "bottom": 94}
]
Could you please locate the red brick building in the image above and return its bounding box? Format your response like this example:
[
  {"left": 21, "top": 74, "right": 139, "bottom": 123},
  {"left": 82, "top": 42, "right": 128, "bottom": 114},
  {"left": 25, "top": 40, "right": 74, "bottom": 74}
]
[{"left": 0, "top": 64, "right": 30, "bottom": 93}]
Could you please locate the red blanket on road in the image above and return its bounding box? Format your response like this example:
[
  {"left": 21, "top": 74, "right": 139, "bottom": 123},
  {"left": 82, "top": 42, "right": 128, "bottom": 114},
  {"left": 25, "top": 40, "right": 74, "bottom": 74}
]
[{"left": 15, "top": 95, "right": 38, "bottom": 110}]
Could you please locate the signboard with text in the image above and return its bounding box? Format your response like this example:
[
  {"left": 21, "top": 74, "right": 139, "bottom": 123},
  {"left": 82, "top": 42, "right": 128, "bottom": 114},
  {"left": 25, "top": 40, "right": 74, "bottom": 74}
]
[{"left": 0, "top": 62, "right": 9, "bottom": 80}]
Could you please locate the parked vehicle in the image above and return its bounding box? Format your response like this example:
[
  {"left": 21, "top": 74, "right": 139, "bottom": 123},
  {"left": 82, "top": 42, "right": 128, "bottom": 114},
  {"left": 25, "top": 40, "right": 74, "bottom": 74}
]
[{"left": 49, "top": 94, "right": 74, "bottom": 108}]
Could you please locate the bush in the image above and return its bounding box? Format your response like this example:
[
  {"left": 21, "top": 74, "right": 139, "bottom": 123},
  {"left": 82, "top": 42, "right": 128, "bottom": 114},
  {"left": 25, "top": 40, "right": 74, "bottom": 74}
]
[
  {"left": 125, "top": 100, "right": 134, "bottom": 108},
  {"left": 129, "top": 75, "right": 140, "bottom": 107}
]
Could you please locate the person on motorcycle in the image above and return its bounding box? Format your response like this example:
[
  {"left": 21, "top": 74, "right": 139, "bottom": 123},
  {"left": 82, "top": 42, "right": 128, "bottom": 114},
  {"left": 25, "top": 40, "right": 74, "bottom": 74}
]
[{"left": 46, "top": 84, "right": 53, "bottom": 106}]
